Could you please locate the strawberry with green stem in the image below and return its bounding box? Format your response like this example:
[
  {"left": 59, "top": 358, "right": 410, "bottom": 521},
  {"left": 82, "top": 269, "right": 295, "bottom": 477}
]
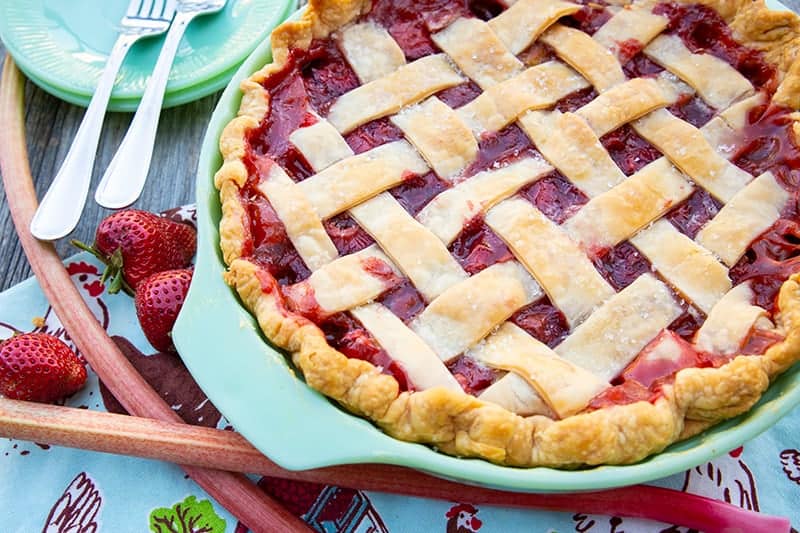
[{"left": 72, "top": 209, "right": 196, "bottom": 295}]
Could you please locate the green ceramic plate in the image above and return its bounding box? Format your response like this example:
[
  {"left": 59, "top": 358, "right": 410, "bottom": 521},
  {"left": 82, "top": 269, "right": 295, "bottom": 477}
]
[
  {"left": 174, "top": 2, "right": 800, "bottom": 492},
  {"left": 0, "top": 0, "right": 296, "bottom": 111}
]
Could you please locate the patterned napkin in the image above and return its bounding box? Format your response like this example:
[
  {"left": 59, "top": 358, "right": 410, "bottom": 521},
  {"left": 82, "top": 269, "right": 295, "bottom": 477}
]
[{"left": 1, "top": 209, "right": 798, "bottom": 532}]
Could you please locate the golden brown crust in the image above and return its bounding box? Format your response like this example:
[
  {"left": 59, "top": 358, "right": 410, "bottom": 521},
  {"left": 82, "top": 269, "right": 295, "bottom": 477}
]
[
  {"left": 225, "top": 251, "right": 800, "bottom": 467},
  {"left": 725, "top": 0, "right": 800, "bottom": 82},
  {"left": 214, "top": 0, "right": 800, "bottom": 467},
  {"left": 674, "top": 356, "right": 769, "bottom": 421},
  {"left": 250, "top": 0, "right": 370, "bottom": 85}
]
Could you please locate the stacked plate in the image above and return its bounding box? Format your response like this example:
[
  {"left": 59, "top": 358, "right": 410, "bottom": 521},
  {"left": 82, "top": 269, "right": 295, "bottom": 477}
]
[{"left": 0, "top": 0, "right": 297, "bottom": 111}]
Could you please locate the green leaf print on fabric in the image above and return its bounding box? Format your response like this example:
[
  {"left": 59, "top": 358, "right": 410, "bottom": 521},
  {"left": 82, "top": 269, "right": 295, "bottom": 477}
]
[{"left": 149, "top": 495, "right": 226, "bottom": 533}]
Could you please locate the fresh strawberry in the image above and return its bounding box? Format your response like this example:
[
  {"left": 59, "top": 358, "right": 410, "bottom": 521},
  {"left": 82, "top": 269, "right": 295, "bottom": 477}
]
[
  {"left": 135, "top": 268, "right": 193, "bottom": 353},
  {"left": 72, "top": 209, "right": 196, "bottom": 295},
  {"left": 0, "top": 333, "right": 87, "bottom": 403}
]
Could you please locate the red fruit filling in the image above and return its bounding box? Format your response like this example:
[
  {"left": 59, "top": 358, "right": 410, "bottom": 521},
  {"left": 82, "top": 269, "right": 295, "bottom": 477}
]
[
  {"left": 668, "top": 310, "right": 705, "bottom": 342},
  {"left": 622, "top": 331, "right": 714, "bottom": 388},
  {"left": 240, "top": 181, "right": 311, "bottom": 286},
  {"left": 300, "top": 39, "right": 360, "bottom": 116},
  {"left": 377, "top": 280, "right": 428, "bottom": 323},
  {"left": 319, "top": 313, "right": 412, "bottom": 391},
  {"left": 464, "top": 124, "right": 539, "bottom": 177},
  {"left": 390, "top": 171, "right": 450, "bottom": 216},
  {"left": 511, "top": 297, "right": 570, "bottom": 348},
  {"left": 741, "top": 328, "right": 784, "bottom": 355},
  {"left": 623, "top": 53, "right": 665, "bottom": 79},
  {"left": 518, "top": 172, "right": 588, "bottom": 224},
  {"left": 436, "top": 81, "right": 483, "bottom": 108},
  {"left": 588, "top": 380, "right": 658, "bottom": 410},
  {"left": 593, "top": 242, "right": 653, "bottom": 291},
  {"left": 368, "top": 0, "right": 506, "bottom": 59},
  {"left": 235, "top": 0, "right": 798, "bottom": 406},
  {"left": 591, "top": 330, "right": 725, "bottom": 410},
  {"left": 561, "top": 1, "right": 611, "bottom": 35},
  {"left": 600, "top": 125, "right": 663, "bottom": 176},
  {"left": 669, "top": 94, "right": 715, "bottom": 129},
  {"left": 555, "top": 87, "right": 598, "bottom": 113},
  {"left": 728, "top": 105, "right": 800, "bottom": 313},
  {"left": 345, "top": 117, "right": 405, "bottom": 154},
  {"left": 449, "top": 216, "right": 514, "bottom": 275},
  {"left": 615, "top": 38, "right": 645, "bottom": 65},
  {"left": 324, "top": 213, "right": 375, "bottom": 256},
  {"left": 654, "top": 3, "right": 778, "bottom": 93},
  {"left": 666, "top": 189, "right": 722, "bottom": 239},
  {"left": 447, "top": 355, "right": 498, "bottom": 396}
]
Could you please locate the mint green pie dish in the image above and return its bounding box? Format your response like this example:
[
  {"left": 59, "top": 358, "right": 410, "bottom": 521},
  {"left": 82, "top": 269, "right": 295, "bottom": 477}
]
[{"left": 173, "top": 2, "right": 800, "bottom": 492}]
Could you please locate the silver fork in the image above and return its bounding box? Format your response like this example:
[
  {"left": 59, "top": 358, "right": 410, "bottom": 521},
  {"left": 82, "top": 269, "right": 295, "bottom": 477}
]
[
  {"left": 30, "top": 0, "right": 177, "bottom": 241},
  {"left": 94, "top": 0, "right": 227, "bottom": 209}
]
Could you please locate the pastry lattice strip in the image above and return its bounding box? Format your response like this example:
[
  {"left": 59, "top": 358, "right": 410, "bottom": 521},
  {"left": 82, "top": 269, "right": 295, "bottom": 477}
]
[{"left": 250, "top": 0, "right": 786, "bottom": 418}]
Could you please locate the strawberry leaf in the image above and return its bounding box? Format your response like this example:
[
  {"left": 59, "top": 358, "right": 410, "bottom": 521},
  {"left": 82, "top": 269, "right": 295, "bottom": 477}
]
[{"left": 70, "top": 240, "right": 134, "bottom": 297}]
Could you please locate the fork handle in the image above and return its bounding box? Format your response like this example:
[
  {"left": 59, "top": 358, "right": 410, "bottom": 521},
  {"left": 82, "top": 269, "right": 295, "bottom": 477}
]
[
  {"left": 29, "top": 33, "right": 140, "bottom": 241},
  {"left": 95, "top": 10, "right": 195, "bottom": 209}
]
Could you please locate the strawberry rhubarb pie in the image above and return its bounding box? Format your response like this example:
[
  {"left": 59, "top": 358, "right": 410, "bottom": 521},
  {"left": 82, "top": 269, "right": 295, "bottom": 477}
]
[{"left": 215, "top": 0, "right": 800, "bottom": 467}]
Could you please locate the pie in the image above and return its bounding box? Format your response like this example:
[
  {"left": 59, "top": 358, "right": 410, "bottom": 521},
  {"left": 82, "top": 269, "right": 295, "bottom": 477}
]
[{"left": 214, "top": 0, "right": 800, "bottom": 467}]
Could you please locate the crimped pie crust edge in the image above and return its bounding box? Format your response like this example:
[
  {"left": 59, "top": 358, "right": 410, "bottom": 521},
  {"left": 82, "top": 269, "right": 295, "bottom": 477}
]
[{"left": 213, "top": 0, "right": 800, "bottom": 467}]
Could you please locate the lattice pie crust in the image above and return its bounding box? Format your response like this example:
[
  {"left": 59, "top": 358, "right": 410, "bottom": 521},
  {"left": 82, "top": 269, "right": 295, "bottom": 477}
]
[{"left": 216, "top": 0, "right": 800, "bottom": 467}]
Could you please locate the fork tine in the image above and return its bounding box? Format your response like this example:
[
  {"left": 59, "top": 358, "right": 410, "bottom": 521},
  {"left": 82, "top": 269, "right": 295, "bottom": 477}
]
[
  {"left": 94, "top": 0, "right": 225, "bottom": 210},
  {"left": 125, "top": 0, "right": 144, "bottom": 18},
  {"left": 137, "top": 0, "right": 155, "bottom": 18},
  {"left": 30, "top": 0, "right": 178, "bottom": 240},
  {"left": 165, "top": 0, "right": 177, "bottom": 19},
  {"left": 163, "top": 0, "right": 178, "bottom": 19},
  {"left": 150, "top": 0, "right": 164, "bottom": 18}
]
